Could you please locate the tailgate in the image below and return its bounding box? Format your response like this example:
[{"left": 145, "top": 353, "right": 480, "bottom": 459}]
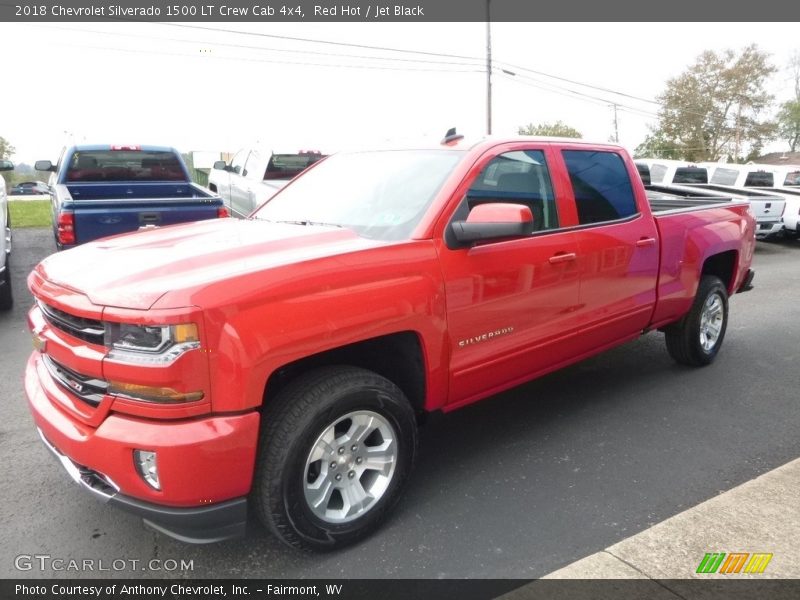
[
  {"left": 746, "top": 197, "right": 785, "bottom": 224},
  {"left": 73, "top": 200, "right": 221, "bottom": 244}
]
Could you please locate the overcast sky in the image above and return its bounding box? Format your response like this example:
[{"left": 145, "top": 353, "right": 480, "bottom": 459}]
[{"left": 0, "top": 21, "right": 798, "bottom": 165}]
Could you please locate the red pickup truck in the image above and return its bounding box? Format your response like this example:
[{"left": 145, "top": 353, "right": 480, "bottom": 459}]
[{"left": 24, "top": 135, "right": 755, "bottom": 549}]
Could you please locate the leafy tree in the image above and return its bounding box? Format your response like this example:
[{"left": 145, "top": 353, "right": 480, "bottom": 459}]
[
  {"left": 777, "top": 101, "right": 800, "bottom": 152},
  {"left": 0, "top": 136, "right": 14, "bottom": 160},
  {"left": 633, "top": 132, "right": 682, "bottom": 159},
  {"left": 777, "top": 52, "right": 800, "bottom": 152},
  {"left": 518, "top": 121, "right": 582, "bottom": 138},
  {"left": 645, "top": 45, "right": 777, "bottom": 161}
]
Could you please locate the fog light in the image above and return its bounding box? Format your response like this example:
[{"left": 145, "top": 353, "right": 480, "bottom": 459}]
[{"left": 134, "top": 450, "right": 160, "bottom": 490}]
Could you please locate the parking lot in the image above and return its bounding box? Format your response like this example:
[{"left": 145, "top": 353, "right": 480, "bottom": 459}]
[{"left": 1, "top": 228, "right": 798, "bottom": 579}]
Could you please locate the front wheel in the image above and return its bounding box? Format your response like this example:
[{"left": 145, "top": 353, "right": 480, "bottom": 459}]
[
  {"left": 252, "top": 366, "right": 417, "bottom": 551},
  {"left": 665, "top": 275, "right": 728, "bottom": 366}
]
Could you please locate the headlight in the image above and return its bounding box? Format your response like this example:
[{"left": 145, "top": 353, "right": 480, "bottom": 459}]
[{"left": 105, "top": 323, "right": 200, "bottom": 364}]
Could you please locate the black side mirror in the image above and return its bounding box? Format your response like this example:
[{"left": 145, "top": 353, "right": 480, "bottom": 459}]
[
  {"left": 35, "top": 160, "right": 56, "bottom": 172},
  {"left": 451, "top": 203, "right": 534, "bottom": 244},
  {"left": 212, "top": 160, "right": 228, "bottom": 170},
  {"left": 0, "top": 160, "right": 13, "bottom": 171}
]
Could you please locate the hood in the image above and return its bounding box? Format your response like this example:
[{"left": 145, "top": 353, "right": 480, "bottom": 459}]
[{"left": 36, "top": 219, "right": 382, "bottom": 309}]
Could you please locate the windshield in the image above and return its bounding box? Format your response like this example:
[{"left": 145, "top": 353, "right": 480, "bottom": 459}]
[{"left": 252, "top": 150, "right": 464, "bottom": 240}]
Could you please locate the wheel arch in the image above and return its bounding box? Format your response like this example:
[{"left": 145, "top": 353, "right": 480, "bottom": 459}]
[
  {"left": 261, "top": 331, "right": 428, "bottom": 418},
  {"left": 701, "top": 250, "right": 738, "bottom": 294}
]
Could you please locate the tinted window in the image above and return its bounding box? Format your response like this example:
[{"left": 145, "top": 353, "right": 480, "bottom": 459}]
[
  {"left": 744, "top": 171, "right": 773, "bottom": 187},
  {"left": 649, "top": 164, "right": 667, "bottom": 183},
  {"left": 65, "top": 150, "right": 185, "bottom": 182},
  {"left": 710, "top": 168, "right": 738, "bottom": 185},
  {"left": 673, "top": 167, "right": 708, "bottom": 184},
  {"left": 562, "top": 150, "right": 638, "bottom": 225},
  {"left": 783, "top": 171, "right": 800, "bottom": 186},
  {"left": 467, "top": 150, "right": 558, "bottom": 231},
  {"left": 265, "top": 153, "right": 326, "bottom": 180},
  {"left": 636, "top": 163, "right": 651, "bottom": 185}
]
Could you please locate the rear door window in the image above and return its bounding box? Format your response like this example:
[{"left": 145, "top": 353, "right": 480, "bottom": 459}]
[
  {"left": 649, "top": 164, "right": 667, "bottom": 183},
  {"left": 562, "top": 150, "right": 638, "bottom": 225}
]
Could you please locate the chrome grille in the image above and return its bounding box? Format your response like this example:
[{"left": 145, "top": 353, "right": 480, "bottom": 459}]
[
  {"left": 42, "top": 355, "right": 108, "bottom": 407},
  {"left": 38, "top": 301, "right": 105, "bottom": 345}
]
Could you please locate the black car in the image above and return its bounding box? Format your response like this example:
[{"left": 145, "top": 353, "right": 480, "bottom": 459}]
[{"left": 10, "top": 181, "right": 49, "bottom": 195}]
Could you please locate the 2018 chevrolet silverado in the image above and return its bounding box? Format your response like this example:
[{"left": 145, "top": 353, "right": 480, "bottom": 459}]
[
  {"left": 209, "top": 147, "right": 325, "bottom": 218},
  {"left": 25, "top": 135, "right": 755, "bottom": 550},
  {"left": 36, "top": 145, "right": 229, "bottom": 249},
  {"left": 0, "top": 159, "right": 14, "bottom": 309}
]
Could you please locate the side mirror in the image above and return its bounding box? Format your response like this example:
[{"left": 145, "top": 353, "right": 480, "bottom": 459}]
[
  {"left": 212, "top": 160, "right": 228, "bottom": 170},
  {"left": 451, "top": 203, "right": 534, "bottom": 244},
  {"left": 0, "top": 159, "right": 13, "bottom": 171},
  {"left": 35, "top": 160, "right": 55, "bottom": 172}
]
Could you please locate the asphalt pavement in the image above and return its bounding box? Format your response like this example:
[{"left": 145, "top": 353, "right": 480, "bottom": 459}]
[{"left": 1, "top": 228, "right": 799, "bottom": 580}]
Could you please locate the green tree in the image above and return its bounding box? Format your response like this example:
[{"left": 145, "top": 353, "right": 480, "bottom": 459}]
[
  {"left": 0, "top": 136, "right": 14, "bottom": 160},
  {"left": 777, "top": 101, "right": 800, "bottom": 152},
  {"left": 633, "top": 132, "right": 682, "bottom": 159},
  {"left": 646, "top": 45, "right": 777, "bottom": 161},
  {"left": 777, "top": 52, "right": 800, "bottom": 152},
  {"left": 518, "top": 121, "right": 582, "bottom": 138}
]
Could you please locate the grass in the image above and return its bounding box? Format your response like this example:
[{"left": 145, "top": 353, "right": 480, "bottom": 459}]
[{"left": 8, "top": 200, "right": 51, "bottom": 228}]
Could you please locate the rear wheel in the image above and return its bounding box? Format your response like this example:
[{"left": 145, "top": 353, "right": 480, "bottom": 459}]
[
  {"left": 252, "top": 366, "right": 417, "bottom": 551},
  {"left": 665, "top": 275, "right": 728, "bottom": 366}
]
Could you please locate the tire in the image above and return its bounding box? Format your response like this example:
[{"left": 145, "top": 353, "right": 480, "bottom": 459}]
[
  {"left": 665, "top": 275, "right": 728, "bottom": 366},
  {"left": 0, "top": 210, "right": 11, "bottom": 311},
  {"left": 252, "top": 366, "right": 418, "bottom": 551}
]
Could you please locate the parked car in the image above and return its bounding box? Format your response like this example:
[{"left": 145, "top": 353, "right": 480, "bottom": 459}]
[
  {"left": 36, "top": 145, "right": 229, "bottom": 249},
  {"left": 209, "top": 147, "right": 325, "bottom": 217},
  {"left": 25, "top": 135, "right": 755, "bottom": 549},
  {"left": 0, "top": 159, "right": 13, "bottom": 310},
  {"left": 10, "top": 180, "right": 49, "bottom": 195}
]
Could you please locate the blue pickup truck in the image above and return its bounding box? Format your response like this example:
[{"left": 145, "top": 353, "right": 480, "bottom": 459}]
[{"left": 35, "top": 145, "right": 228, "bottom": 249}]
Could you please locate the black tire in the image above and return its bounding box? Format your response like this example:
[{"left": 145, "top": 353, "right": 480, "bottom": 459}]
[
  {"left": 0, "top": 210, "right": 11, "bottom": 311},
  {"left": 665, "top": 275, "right": 728, "bottom": 366},
  {"left": 252, "top": 366, "right": 417, "bottom": 551}
]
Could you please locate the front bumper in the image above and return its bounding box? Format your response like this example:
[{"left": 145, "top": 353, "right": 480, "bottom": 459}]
[
  {"left": 37, "top": 428, "right": 248, "bottom": 543},
  {"left": 25, "top": 352, "right": 260, "bottom": 543}
]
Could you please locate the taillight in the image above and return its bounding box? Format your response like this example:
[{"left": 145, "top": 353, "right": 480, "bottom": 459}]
[
  {"left": 57, "top": 211, "right": 75, "bottom": 245},
  {"left": 217, "top": 206, "right": 230, "bottom": 218}
]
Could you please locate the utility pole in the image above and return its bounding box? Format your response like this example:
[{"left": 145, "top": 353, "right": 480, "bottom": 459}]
[
  {"left": 734, "top": 102, "right": 742, "bottom": 161},
  {"left": 486, "top": 0, "right": 492, "bottom": 135},
  {"left": 611, "top": 104, "right": 619, "bottom": 143}
]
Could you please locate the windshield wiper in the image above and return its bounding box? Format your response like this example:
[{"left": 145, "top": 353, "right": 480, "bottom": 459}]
[{"left": 268, "top": 219, "right": 343, "bottom": 228}]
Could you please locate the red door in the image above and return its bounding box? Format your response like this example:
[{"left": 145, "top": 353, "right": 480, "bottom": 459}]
[{"left": 436, "top": 145, "right": 582, "bottom": 409}]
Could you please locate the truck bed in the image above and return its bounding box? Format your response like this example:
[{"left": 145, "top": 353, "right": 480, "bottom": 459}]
[
  {"left": 645, "top": 184, "right": 734, "bottom": 213},
  {"left": 66, "top": 182, "right": 216, "bottom": 201}
]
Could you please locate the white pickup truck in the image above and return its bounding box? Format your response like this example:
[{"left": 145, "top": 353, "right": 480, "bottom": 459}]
[
  {"left": 700, "top": 162, "right": 800, "bottom": 238},
  {"left": 0, "top": 158, "right": 14, "bottom": 309},
  {"left": 636, "top": 161, "right": 785, "bottom": 239},
  {"left": 208, "top": 147, "right": 324, "bottom": 218}
]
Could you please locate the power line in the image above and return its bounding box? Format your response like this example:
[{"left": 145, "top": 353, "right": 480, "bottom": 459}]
[
  {"left": 23, "top": 23, "right": 486, "bottom": 69},
  {"left": 51, "top": 39, "right": 485, "bottom": 74}
]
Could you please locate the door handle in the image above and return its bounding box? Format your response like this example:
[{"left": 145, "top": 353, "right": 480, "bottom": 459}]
[
  {"left": 635, "top": 237, "right": 657, "bottom": 247},
  {"left": 549, "top": 252, "right": 577, "bottom": 264}
]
